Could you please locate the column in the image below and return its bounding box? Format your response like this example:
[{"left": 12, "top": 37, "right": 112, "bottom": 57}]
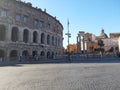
[
  {"left": 19, "top": 28, "right": 23, "bottom": 42},
  {"left": 77, "top": 36, "right": 79, "bottom": 53},
  {"left": 83, "top": 36, "right": 85, "bottom": 54},
  {"left": 6, "top": 24, "right": 11, "bottom": 42},
  {"left": 44, "top": 33, "right": 47, "bottom": 45},
  {"left": 79, "top": 35, "right": 81, "bottom": 53},
  {"left": 29, "top": 31, "right": 33, "bottom": 43},
  {"left": 38, "top": 31, "right": 41, "bottom": 44},
  {"left": 6, "top": 48, "right": 10, "bottom": 61}
]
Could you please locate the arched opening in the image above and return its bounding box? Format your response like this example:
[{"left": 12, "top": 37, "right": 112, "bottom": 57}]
[
  {"left": 32, "top": 51, "right": 37, "bottom": 56},
  {"left": 58, "top": 38, "right": 60, "bottom": 46},
  {"left": 23, "top": 29, "right": 29, "bottom": 43},
  {"left": 41, "top": 51, "right": 45, "bottom": 56},
  {"left": 52, "top": 52, "right": 54, "bottom": 59},
  {"left": 10, "top": 50, "right": 18, "bottom": 60},
  {"left": 33, "top": 31, "right": 38, "bottom": 43},
  {"left": 47, "top": 51, "right": 50, "bottom": 59},
  {"left": 0, "top": 24, "right": 6, "bottom": 41},
  {"left": 41, "top": 33, "right": 45, "bottom": 44},
  {"left": 11, "top": 27, "right": 19, "bottom": 42},
  {"left": 52, "top": 36, "right": 54, "bottom": 45},
  {"left": 55, "top": 37, "right": 57, "bottom": 46},
  {"left": 22, "top": 50, "right": 29, "bottom": 56},
  {"left": 0, "top": 49, "right": 5, "bottom": 58},
  {"left": 47, "top": 35, "right": 50, "bottom": 45}
]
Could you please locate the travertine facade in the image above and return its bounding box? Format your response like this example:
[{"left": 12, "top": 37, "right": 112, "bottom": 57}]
[{"left": 0, "top": 0, "right": 63, "bottom": 60}]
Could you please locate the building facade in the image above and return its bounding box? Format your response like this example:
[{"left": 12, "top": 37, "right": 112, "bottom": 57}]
[
  {"left": 110, "top": 33, "right": 120, "bottom": 38},
  {"left": 0, "top": 0, "right": 63, "bottom": 60}
]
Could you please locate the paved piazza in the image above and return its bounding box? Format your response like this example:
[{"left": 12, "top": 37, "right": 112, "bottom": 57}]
[{"left": 1, "top": 62, "right": 120, "bottom": 90}]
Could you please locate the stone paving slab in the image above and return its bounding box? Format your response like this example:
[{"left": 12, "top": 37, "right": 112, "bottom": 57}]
[{"left": 1, "top": 62, "right": 120, "bottom": 90}]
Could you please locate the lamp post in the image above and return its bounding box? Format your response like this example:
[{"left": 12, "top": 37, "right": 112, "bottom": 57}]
[{"left": 65, "top": 19, "right": 71, "bottom": 60}]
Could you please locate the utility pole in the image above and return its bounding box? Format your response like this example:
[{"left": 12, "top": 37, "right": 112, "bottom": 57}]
[
  {"left": 65, "top": 19, "right": 71, "bottom": 53},
  {"left": 65, "top": 19, "right": 71, "bottom": 60}
]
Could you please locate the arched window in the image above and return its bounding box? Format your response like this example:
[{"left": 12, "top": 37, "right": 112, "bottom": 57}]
[
  {"left": 33, "top": 31, "right": 38, "bottom": 43},
  {"left": 23, "top": 29, "right": 29, "bottom": 43},
  {"left": 0, "top": 25, "right": 6, "bottom": 41},
  {"left": 52, "top": 36, "right": 54, "bottom": 45},
  {"left": 55, "top": 37, "right": 57, "bottom": 46},
  {"left": 47, "top": 35, "right": 50, "bottom": 45},
  {"left": 11, "top": 27, "right": 19, "bottom": 42},
  {"left": 41, "top": 33, "right": 45, "bottom": 44}
]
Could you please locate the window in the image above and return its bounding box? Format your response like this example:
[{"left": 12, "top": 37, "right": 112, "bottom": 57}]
[
  {"left": 47, "top": 23, "right": 50, "bottom": 29},
  {"left": 1, "top": 9, "right": 7, "bottom": 17},
  {"left": 39, "top": 21, "right": 44, "bottom": 28},
  {"left": 24, "top": 15, "right": 28, "bottom": 23},
  {"left": 34, "top": 19, "right": 39, "bottom": 27},
  {"left": 17, "top": 5, "right": 22, "bottom": 11},
  {"left": 16, "top": 14, "right": 21, "bottom": 21}
]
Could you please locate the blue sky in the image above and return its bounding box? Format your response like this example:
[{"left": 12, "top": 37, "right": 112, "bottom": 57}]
[{"left": 23, "top": 0, "right": 120, "bottom": 48}]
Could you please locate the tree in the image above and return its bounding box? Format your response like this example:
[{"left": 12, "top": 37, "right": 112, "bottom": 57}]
[
  {"left": 66, "top": 44, "right": 77, "bottom": 53},
  {"left": 98, "top": 39, "right": 104, "bottom": 48},
  {"left": 108, "top": 47, "right": 114, "bottom": 53}
]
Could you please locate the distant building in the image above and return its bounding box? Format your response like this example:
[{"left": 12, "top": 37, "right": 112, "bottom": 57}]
[
  {"left": 96, "top": 29, "right": 108, "bottom": 39},
  {"left": 110, "top": 33, "right": 120, "bottom": 38},
  {"left": 0, "top": 0, "right": 63, "bottom": 60},
  {"left": 118, "top": 37, "right": 120, "bottom": 52},
  {"left": 86, "top": 29, "right": 119, "bottom": 53},
  {"left": 102, "top": 38, "right": 118, "bottom": 51}
]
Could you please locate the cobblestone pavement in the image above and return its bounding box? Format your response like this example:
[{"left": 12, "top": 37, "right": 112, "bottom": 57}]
[{"left": 0, "top": 61, "right": 120, "bottom": 90}]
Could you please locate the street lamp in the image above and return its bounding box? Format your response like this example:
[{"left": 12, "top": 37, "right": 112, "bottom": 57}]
[
  {"left": 65, "top": 19, "right": 71, "bottom": 61},
  {"left": 65, "top": 33, "right": 71, "bottom": 53}
]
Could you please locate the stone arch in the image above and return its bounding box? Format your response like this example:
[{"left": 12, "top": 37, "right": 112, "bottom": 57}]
[
  {"left": 55, "top": 37, "right": 57, "bottom": 46},
  {"left": 0, "top": 49, "right": 5, "bottom": 58},
  {"left": 22, "top": 50, "right": 29, "bottom": 56},
  {"left": 9, "top": 50, "right": 18, "bottom": 61},
  {"left": 41, "top": 51, "right": 45, "bottom": 56},
  {"left": 32, "top": 51, "right": 37, "bottom": 56},
  {"left": 10, "top": 50, "right": 18, "bottom": 58},
  {"left": 47, "top": 51, "right": 50, "bottom": 59},
  {"left": 47, "top": 35, "right": 50, "bottom": 45},
  {"left": 41, "top": 33, "right": 45, "bottom": 44},
  {"left": 33, "top": 31, "right": 38, "bottom": 43},
  {"left": 11, "top": 27, "right": 19, "bottom": 42},
  {"left": 23, "top": 29, "right": 29, "bottom": 43},
  {"left": 0, "top": 24, "right": 6, "bottom": 41},
  {"left": 52, "top": 36, "right": 54, "bottom": 45}
]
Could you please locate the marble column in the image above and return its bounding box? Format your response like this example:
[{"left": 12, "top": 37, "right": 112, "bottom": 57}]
[{"left": 83, "top": 36, "right": 85, "bottom": 54}]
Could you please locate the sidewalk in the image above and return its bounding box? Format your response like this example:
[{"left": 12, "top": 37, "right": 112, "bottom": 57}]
[{"left": 0, "top": 57, "right": 120, "bottom": 66}]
